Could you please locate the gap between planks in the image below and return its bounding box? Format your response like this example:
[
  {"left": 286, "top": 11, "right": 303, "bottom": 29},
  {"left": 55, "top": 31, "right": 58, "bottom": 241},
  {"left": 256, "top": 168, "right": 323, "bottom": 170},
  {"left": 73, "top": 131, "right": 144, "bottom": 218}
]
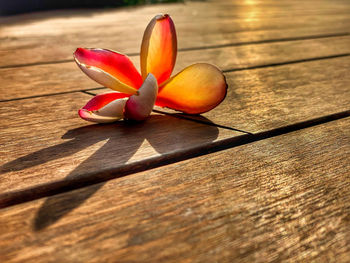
[
  {"left": 1, "top": 52, "right": 350, "bottom": 104},
  {"left": 0, "top": 32, "right": 349, "bottom": 70},
  {"left": 1, "top": 109, "right": 349, "bottom": 209}
]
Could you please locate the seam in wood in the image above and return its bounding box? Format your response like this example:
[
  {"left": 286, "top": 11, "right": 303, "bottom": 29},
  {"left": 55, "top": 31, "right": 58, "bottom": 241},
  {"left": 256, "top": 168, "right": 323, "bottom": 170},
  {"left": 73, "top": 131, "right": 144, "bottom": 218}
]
[
  {"left": 81, "top": 90, "right": 97, "bottom": 96},
  {"left": 1, "top": 110, "right": 349, "bottom": 209},
  {"left": 224, "top": 53, "right": 350, "bottom": 73},
  {"left": 0, "top": 88, "right": 103, "bottom": 103},
  {"left": 179, "top": 32, "right": 350, "bottom": 52},
  {"left": 0, "top": 32, "right": 349, "bottom": 70}
]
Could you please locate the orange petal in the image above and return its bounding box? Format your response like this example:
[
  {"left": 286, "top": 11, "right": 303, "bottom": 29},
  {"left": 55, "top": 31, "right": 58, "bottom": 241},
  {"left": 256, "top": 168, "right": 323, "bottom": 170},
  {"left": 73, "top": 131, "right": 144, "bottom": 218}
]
[
  {"left": 78, "top": 92, "right": 131, "bottom": 123},
  {"left": 156, "top": 63, "right": 227, "bottom": 114},
  {"left": 140, "top": 14, "right": 177, "bottom": 85},
  {"left": 125, "top": 73, "right": 158, "bottom": 121},
  {"left": 74, "top": 48, "right": 142, "bottom": 94}
]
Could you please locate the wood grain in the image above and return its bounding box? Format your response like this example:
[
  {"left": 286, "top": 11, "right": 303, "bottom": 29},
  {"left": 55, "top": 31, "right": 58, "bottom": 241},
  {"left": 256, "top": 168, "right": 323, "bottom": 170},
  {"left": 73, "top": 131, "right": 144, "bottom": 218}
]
[
  {"left": 90, "top": 55, "right": 350, "bottom": 134},
  {"left": 0, "top": 92, "right": 237, "bottom": 207},
  {"left": 1, "top": 118, "right": 349, "bottom": 262},
  {"left": 1, "top": 1, "right": 350, "bottom": 67},
  {"left": 160, "top": 56, "right": 350, "bottom": 133},
  {"left": 2, "top": 36, "right": 350, "bottom": 101},
  {"left": 1, "top": 1, "right": 350, "bottom": 260}
]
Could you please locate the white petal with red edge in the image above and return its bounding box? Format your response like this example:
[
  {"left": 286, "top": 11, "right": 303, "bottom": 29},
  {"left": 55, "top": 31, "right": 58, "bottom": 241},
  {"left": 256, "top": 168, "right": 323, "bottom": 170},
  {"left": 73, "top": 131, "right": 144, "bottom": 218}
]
[
  {"left": 75, "top": 59, "right": 138, "bottom": 95},
  {"left": 125, "top": 73, "right": 158, "bottom": 121},
  {"left": 78, "top": 92, "right": 130, "bottom": 123},
  {"left": 74, "top": 48, "right": 141, "bottom": 95}
]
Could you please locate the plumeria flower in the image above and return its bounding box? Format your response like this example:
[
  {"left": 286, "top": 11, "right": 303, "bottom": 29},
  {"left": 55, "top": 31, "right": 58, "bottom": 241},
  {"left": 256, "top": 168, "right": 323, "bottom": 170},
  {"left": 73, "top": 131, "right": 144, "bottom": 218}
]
[{"left": 74, "top": 14, "right": 227, "bottom": 123}]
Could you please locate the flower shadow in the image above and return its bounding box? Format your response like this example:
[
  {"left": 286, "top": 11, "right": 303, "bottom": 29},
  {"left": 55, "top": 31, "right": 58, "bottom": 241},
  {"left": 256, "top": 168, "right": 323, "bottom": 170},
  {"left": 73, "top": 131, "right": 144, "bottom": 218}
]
[{"left": 30, "top": 114, "right": 219, "bottom": 231}]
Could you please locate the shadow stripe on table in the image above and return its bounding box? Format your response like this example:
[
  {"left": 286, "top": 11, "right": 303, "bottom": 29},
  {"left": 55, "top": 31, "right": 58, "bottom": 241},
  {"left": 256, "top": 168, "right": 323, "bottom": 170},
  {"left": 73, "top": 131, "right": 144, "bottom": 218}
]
[
  {"left": 1, "top": 52, "right": 349, "bottom": 104},
  {"left": 1, "top": 109, "right": 349, "bottom": 209},
  {"left": 0, "top": 32, "right": 349, "bottom": 70}
]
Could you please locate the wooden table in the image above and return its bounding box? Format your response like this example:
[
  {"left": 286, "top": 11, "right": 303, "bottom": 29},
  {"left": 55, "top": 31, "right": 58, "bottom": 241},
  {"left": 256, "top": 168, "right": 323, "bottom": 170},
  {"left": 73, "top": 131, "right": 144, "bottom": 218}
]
[{"left": 1, "top": 0, "right": 349, "bottom": 262}]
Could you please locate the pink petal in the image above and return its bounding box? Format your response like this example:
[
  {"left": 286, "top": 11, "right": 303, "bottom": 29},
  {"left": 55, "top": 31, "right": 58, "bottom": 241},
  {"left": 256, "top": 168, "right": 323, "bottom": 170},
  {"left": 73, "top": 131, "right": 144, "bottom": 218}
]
[{"left": 74, "top": 48, "right": 142, "bottom": 94}]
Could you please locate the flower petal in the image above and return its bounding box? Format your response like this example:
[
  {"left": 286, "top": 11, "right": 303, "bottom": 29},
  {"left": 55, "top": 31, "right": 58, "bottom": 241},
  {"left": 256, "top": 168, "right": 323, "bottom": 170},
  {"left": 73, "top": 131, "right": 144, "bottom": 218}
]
[
  {"left": 79, "top": 92, "right": 131, "bottom": 123},
  {"left": 141, "top": 14, "right": 177, "bottom": 85},
  {"left": 156, "top": 63, "right": 228, "bottom": 114},
  {"left": 74, "top": 48, "right": 142, "bottom": 94},
  {"left": 125, "top": 73, "right": 158, "bottom": 121}
]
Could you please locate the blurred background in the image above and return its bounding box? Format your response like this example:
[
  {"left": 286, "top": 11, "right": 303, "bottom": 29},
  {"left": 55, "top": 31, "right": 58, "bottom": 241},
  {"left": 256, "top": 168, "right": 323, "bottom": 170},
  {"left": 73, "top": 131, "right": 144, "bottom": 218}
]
[{"left": 0, "top": 0, "right": 183, "bottom": 15}]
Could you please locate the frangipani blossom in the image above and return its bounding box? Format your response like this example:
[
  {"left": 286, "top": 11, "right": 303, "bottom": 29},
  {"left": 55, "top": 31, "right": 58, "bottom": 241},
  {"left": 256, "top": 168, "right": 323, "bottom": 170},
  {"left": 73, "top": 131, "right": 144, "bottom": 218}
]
[{"left": 74, "top": 14, "right": 227, "bottom": 123}]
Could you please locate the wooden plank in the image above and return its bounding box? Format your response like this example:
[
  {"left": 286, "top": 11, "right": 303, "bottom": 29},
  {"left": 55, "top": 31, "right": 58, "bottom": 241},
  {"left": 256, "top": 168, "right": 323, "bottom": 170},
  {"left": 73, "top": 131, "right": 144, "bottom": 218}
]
[
  {"left": 1, "top": 118, "right": 349, "bottom": 262},
  {"left": 1, "top": 1, "right": 350, "bottom": 67},
  {"left": 0, "top": 92, "right": 238, "bottom": 207},
  {"left": 93, "top": 55, "right": 350, "bottom": 134},
  {"left": 174, "top": 36, "right": 350, "bottom": 77},
  {"left": 2, "top": 24, "right": 349, "bottom": 69},
  {"left": 2, "top": 36, "right": 350, "bottom": 101}
]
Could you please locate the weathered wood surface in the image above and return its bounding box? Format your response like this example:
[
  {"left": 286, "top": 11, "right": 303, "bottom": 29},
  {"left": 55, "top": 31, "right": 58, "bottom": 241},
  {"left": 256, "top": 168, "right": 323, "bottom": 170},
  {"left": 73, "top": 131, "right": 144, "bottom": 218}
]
[
  {"left": 2, "top": 53, "right": 350, "bottom": 206},
  {"left": 94, "top": 55, "right": 350, "bottom": 133},
  {"left": 1, "top": 118, "right": 349, "bottom": 263},
  {"left": 2, "top": 35, "right": 350, "bottom": 101},
  {"left": 0, "top": 92, "right": 237, "bottom": 207},
  {"left": 1, "top": 1, "right": 350, "bottom": 67},
  {"left": 168, "top": 56, "right": 350, "bottom": 133},
  {"left": 1, "top": 0, "right": 350, "bottom": 260},
  {"left": 2, "top": 46, "right": 350, "bottom": 206}
]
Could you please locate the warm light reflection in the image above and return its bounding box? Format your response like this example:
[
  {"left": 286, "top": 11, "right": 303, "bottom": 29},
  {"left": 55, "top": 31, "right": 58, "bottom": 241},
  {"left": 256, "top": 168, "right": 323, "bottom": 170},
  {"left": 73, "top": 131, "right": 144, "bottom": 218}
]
[
  {"left": 244, "top": 10, "right": 258, "bottom": 23},
  {"left": 244, "top": 0, "right": 257, "bottom": 6},
  {"left": 243, "top": 0, "right": 259, "bottom": 23}
]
